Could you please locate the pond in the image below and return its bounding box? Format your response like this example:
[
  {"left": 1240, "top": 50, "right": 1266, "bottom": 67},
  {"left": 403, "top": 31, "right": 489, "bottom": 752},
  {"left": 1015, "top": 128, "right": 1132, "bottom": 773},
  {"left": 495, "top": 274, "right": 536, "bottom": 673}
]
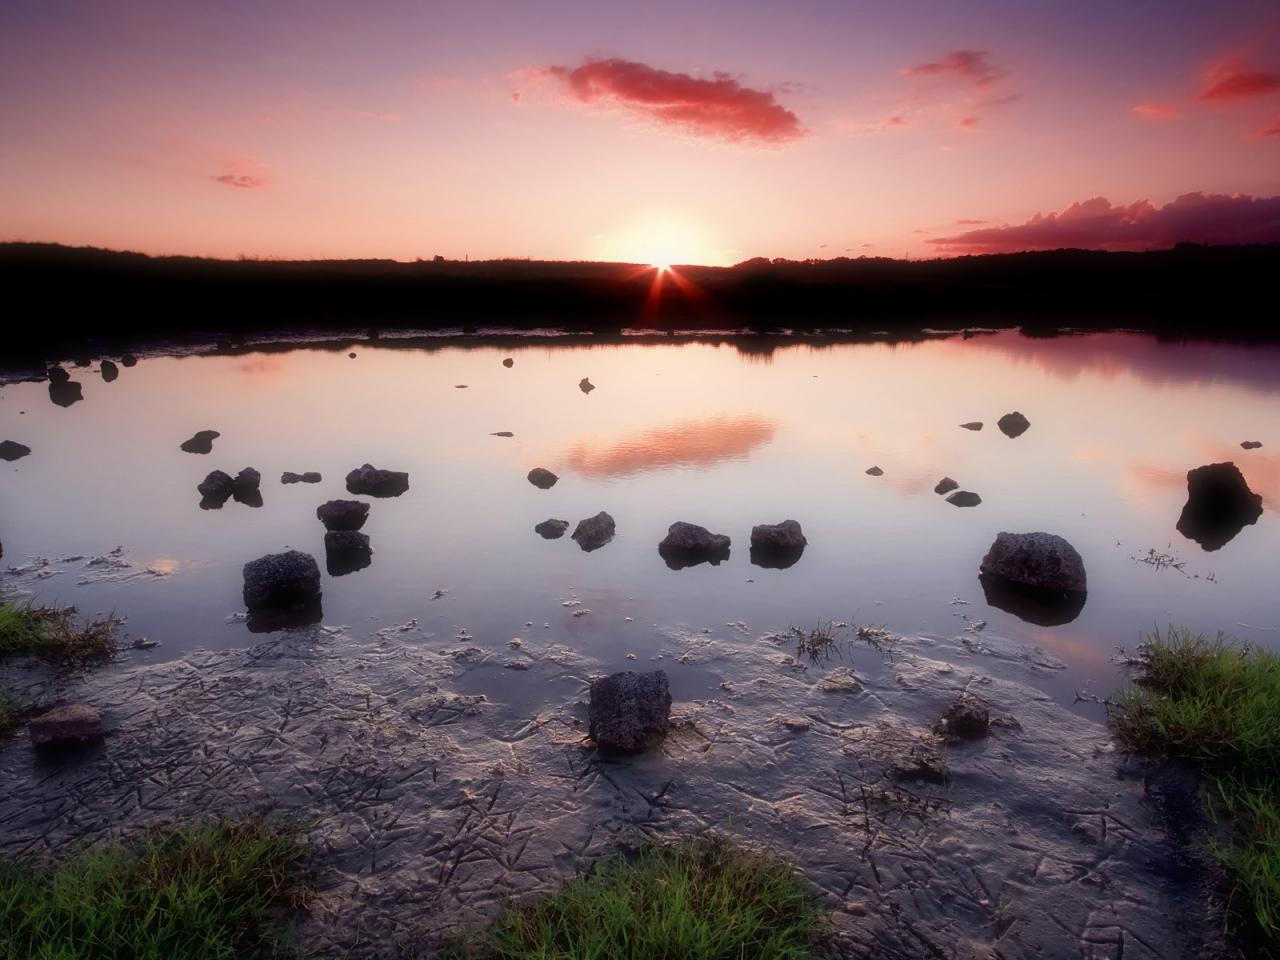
[{"left": 1, "top": 329, "right": 1276, "bottom": 714}]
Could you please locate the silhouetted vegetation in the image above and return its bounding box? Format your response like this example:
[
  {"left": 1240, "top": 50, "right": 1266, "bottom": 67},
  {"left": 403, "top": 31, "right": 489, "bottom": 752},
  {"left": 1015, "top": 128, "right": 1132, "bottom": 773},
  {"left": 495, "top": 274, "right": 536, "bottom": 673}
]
[{"left": 2, "top": 241, "right": 1277, "bottom": 359}]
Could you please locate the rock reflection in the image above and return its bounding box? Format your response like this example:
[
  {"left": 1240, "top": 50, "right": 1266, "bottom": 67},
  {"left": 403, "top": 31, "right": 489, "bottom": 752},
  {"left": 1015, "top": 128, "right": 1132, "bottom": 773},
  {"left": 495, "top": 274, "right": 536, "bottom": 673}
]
[
  {"left": 1176, "top": 462, "right": 1263, "bottom": 551},
  {"left": 566, "top": 415, "right": 776, "bottom": 478},
  {"left": 48, "top": 380, "right": 83, "bottom": 407},
  {"left": 979, "top": 574, "right": 1087, "bottom": 626},
  {"left": 245, "top": 597, "right": 324, "bottom": 633}
]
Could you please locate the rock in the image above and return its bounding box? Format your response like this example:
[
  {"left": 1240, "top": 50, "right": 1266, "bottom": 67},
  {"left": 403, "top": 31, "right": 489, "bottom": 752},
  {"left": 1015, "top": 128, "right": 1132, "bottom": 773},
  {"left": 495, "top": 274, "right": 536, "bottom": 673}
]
[
  {"left": 934, "top": 477, "right": 959, "bottom": 495},
  {"left": 317, "top": 499, "right": 370, "bottom": 531},
  {"left": 658, "top": 521, "right": 730, "bottom": 569},
  {"left": 503, "top": 357, "right": 514, "bottom": 368},
  {"left": 197, "top": 469, "right": 235, "bottom": 506},
  {"left": 180, "top": 430, "right": 220, "bottom": 454},
  {"left": 947, "top": 491, "right": 982, "bottom": 507},
  {"left": 230, "top": 468, "right": 262, "bottom": 507},
  {"left": 890, "top": 743, "right": 949, "bottom": 785},
  {"left": 99, "top": 360, "right": 119, "bottom": 382},
  {"left": 325, "top": 530, "right": 373, "bottom": 576},
  {"left": 981, "top": 532, "right": 1086, "bottom": 593},
  {"left": 46, "top": 365, "right": 70, "bottom": 384},
  {"left": 490, "top": 431, "right": 514, "bottom": 438},
  {"left": 1241, "top": 441, "right": 1263, "bottom": 450},
  {"left": 455, "top": 384, "right": 468, "bottom": 389},
  {"left": 0, "top": 440, "right": 32, "bottom": 462},
  {"left": 959, "top": 421, "right": 983, "bottom": 431},
  {"left": 527, "top": 467, "right": 558, "bottom": 489},
  {"left": 281, "top": 471, "right": 322, "bottom": 484},
  {"left": 997, "top": 411, "right": 1031, "bottom": 438},
  {"left": 572, "top": 512, "right": 616, "bottom": 552},
  {"left": 348, "top": 352, "right": 357, "bottom": 359},
  {"left": 750, "top": 520, "right": 807, "bottom": 569},
  {"left": 579, "top": 377, "right": 595, "bottom": 394},
  {"left": 346, "top": 463, "right": 409, "bottom": 497},
  {"left": 866, "top": 465, "right": 884, "bottom": 476},
  {"left": 936, "top": 698, "right": 991, "bottom": 739},
  {"left": 588, "top": 670, "right": 671, "bottom": 752},
  {"left": 1176, "top": 462, "right": 1263, "bottom": 551},
  {"left": 48, "top": 381, "right": 82, "bottom": 407},
  {"left": 535, "top": 518, "right": 569, "bottom": 539},
  {"left": 242, "top": 550, "right": 321, "bottom": 611},
  {"left": 121, "top": 354, "right": 138, "bottom": 367},
  {"left": 29, "top": 704, "right": 104, "bottom": 750}
]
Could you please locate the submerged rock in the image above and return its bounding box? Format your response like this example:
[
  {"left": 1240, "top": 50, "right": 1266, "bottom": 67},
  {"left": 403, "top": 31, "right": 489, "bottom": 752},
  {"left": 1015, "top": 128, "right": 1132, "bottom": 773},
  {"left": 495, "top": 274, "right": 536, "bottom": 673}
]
[
  {"left": 346, "top": 463, "right": 409, "bottom": 497},
  {"left": 48, "top": 380, "right": 83, "bottom": 407},
  {"left": 120, "top": 354, "right": 137, "bottom": 367},
  {"left": 317, "top": 499, "right": 370, "bottom": 531},
  {"left": 865, "top": 465, "right": 884, "bottom": 476},
  {"left": 1176, "top": 461, "right": 1263, "bottom": 551},
  {"left": 527, "top": 467, "right": 558, "bottom": 489},
  {"left": 588, "top": 670, "right": 671, "bottom": 752},
  {"left": 946, "top": 491, "right": 982, "bottom": 507},
  {"left": 579, "top": 377, "right": 595, "bottom": 394},
  {"left": 325, "top": 531, "right": 373, "bottom": 576},
  {"left": 934, "top": 477, "right": 959, "bottom": 495},
  {"left": 979, "top": 531, "right": 1087, "bottom": 625},
  {"left": 180, "top": 430, "right": 220, "bottom": 454},
  {"left": 936, "top": 698, "right": 991, "bottom": 739},
  {"left": 658, "top": 522, "right": 730, "bottom": 569},
  {"left": 281, "top": 471, "right": 322, "bottom": 484},
  {"left": 29, "top": 704, "right": 104, "bottom": 751},
  {"left": 242, "top": 550, "right": 321, "bottom": 612},
  {"left": 997, "top": 411, "right": 1031, "bottom": 438},
  {"left": 534, "top": 518, "right": 569, "bottom": 539},
  {"left": 1241, "top": 440, "right": 1263, "bottom": 450},
  {"left": 99, "top": 360, "right": 119, "bottom": 383},
  {"left": 503, "top": 357, "right": 514, "bottom": 368},
  {"left": 0, "top": 440, "right": 32, "bottom": 462},
  {"left": 572, "top": 511, "right": 616, "bottom": 552},
  {"left": 959, "top": 421, "right": 983, "bottom": 431},
  {"left": 750, "top": 520, "right": 807, "bottom": 569}
]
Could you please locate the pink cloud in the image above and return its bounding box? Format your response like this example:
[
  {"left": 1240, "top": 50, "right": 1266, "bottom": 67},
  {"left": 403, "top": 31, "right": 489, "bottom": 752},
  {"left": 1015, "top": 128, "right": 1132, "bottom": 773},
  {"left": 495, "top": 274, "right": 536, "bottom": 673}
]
[
  {"left": 1255, "top": 113, "right": 1280, "bottom": 137},
  {"left": 904, "top": 50, "right": 1004, "bottom": 88},
  {"left": 1200, "top": 57, "right": 1280, "bottom": 100},
  {"left": 1132, "top": 102, "right": 1182, "bottom": 121},
  {"left": 930, "top": 192, "right": 1280, "bottom": 253},
  {"left": 539, "top": 58, "right": 803, "bottom": 143},
  {"left": 211, "top": 174, "right": 266, "bottom": 189}
]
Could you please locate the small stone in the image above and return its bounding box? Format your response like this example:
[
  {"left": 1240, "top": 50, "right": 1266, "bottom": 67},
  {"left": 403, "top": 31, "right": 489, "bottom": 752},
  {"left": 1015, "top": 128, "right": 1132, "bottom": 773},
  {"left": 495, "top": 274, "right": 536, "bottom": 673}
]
[
  {"left": 180, "top": 430, "right": 220, "bottom": 454},
  {"left": 29, "top": 704, "right": 104, "bottom": 749},
  {"left": 242, "top": 550, "right": 321, "bottom": 610},
  {"left": 281, "top": 471, "right": 322, "bottom": 484},
  {"left": 535, "top": 518, "right": 569, "bottom": 539},
  {"left": 1241, "top": 440, "right": 1263, "bottom": 450},
  {"left": 937, "top": 698, "right": 991, "bottom": 738},
  {"left": 865, "top": 465, "right": 884, "bottom": 476},
  {"left": 588, "top": 670, "right": 671, "bottom": 751},
  {"left": 346, "top": 463, "right": 409, "bottom": 497},
  {"left": 934, "top": 477, "right": 959, "bottom": 495},
  {"left": 572, "top": 511, "right": 616, "bottom": 551},
  {"left": 491, "top": 431, "right": 514, "bottom": 438},
  {"left": 527, "top": 467, "right": 558, "bottom": 489},
  {"left": 997, "top": 411, "right": 1031, "bottom": 438},
  {"left": 99, "top": 360, "right": 119, "bottom": 382},
  {"left": 503, "top": 357, "right": 514, "bottom": 368},
  {"left": 46, "top": 365, "right": 71, "bottom": 384},
  {"left": 317, "top": 499, "right": 370, "bottom": 531},
  {"left": 579, "top": 377, "right": 595, "bottom": 394},
  {"left": 0, "top": 440, "right": 32, "bottom": 462},
  {"left": 947, "top": 490, "right": 982, "bottom": 507},
  {"left": 959, "top": 421, "right": 983, "bottom": 431}
]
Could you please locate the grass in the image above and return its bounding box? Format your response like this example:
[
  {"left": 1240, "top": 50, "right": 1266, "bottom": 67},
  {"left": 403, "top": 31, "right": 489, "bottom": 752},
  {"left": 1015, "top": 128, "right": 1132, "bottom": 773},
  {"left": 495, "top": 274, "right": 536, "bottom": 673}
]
[
  {"left": 0, "top": 689, "right": 30, "bottom": 738},
  {"left": 446, "top": 836, "right": 826, "bottom": 960},
  {"left": 787, "top": 623, "right": 838, "bottom": 663},
  {"left": 1109, "top": 628, "right": 1280, "bottom": 955},
  {"left": 0, "top": 817, "right": 309, "bottom": 960},
  {"left": 0, "top": 597, "right": 118, "bottom": 664}
]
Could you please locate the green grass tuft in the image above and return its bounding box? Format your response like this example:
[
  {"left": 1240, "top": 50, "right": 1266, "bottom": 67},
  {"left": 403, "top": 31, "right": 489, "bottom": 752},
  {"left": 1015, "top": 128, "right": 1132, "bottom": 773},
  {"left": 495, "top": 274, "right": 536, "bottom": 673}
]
[
  {"left": 0, "top": 817, "right": 309, "bottom": 960},
  {"left": 0, "top": 597, "right": 119, "bottom": 664},
  {"left": 1110, "top": 628, "right": 1280, "bottom": 955},
  {"left": 0, "top": 689, "right": 29, "bottom": 738},
  {"left": 447, "top": 836, "right": 825, "bottom": 960}
]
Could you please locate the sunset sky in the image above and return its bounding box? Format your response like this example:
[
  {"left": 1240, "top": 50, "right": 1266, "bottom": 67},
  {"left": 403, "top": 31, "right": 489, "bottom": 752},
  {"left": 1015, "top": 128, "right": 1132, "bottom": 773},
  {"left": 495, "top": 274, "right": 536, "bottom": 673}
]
[{"left": 2, "top": 0, "right": 1279, "bottom": 264}]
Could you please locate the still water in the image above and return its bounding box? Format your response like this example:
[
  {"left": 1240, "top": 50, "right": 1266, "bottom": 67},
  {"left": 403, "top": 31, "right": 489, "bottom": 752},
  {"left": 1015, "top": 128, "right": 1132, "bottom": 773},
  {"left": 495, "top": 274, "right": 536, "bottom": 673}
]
[{"left": 1, "top": 330, "right": 1276, "bottom": 712}]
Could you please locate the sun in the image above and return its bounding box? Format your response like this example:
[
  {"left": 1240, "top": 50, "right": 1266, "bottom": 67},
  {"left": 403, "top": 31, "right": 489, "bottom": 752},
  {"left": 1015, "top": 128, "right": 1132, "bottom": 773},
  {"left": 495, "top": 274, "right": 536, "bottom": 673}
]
[
  {"left": 652, "top": 261, "right": 672, "bottom": 273},
  {"left": 596, "top": 212, "right": 725, "bottom": 268}
]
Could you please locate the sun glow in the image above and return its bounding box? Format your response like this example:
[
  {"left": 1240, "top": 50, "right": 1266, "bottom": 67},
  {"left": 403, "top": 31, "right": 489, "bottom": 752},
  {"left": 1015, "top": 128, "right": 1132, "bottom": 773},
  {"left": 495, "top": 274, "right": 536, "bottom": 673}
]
[{"left": 596, "top": 212, "right": 727, "bottom": 268}]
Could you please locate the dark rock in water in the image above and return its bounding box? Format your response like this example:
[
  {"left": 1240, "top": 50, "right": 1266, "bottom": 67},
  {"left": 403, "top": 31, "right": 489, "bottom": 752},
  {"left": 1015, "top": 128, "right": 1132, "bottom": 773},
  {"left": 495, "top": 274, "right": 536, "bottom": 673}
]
[
  {"left": 1176, "top": 461, "right": 1263, "bottom": 551},
  {"left": 503, "top": 357, "right": 514, "bottom": 368},
  {"left": 527, "top": 467, "right": 558, "bottom": 489},
  {"left": 579, "top": 377, "right": 595, "bottom": 394},
  {"left": 197, "top": 469, "right": 235, "bottom": 507},
  {"left": 48, "top": 381, "right": 83, "bottom": 407},
  {"left": 934, "top": 477, "right": 959, "bottom": 495},
  {"left": 979, "top": 573, "right": 1087, "bottom": 626},
  {"left": 231, "top": 468, "right": 262, "bottom": 507},
  {"left": 535, "top": 518, "right": 569, "bottom": 539},
  {"left": 572, "top": 511, "right": 616, "bottom": 552},
  {"left": 865, "top": 465, "right": 884, "bottom": 476},
  {"left": 490, "top": 431, "right": 514, "bottom": 438},
  {"left": 588, "top": 670, "right": 671, "bottom": 752},
  {"left": 46, "top": 365, "right": 70, "bottom": 384},
  {"left": 936, "top": 698, "right": 991, "bottom": 739},
  {"left": 281, "top": 471, "right": 322, "bottom": 484},
  {"left": 99, "top": 360, "right": 119, "bottom": 382},
  {"left": 959, "top": 421, "right": 983, "bottom": 431},
  {"left": 658, "top": 522, "right": 731, "bottom": 569},
  {"left": 981, "top": 531, "right": 1086, "bottom": 593},
  {"left": 242, "top": 550, "right": 321, "bottom": 612},
  {"left": 121, "top": 354, "right": 138, "bottom": 367},
  {"left": 947, "top": 490, "right": 982, "bottom": 507},
  {"left": 348, "top": 352, "right": 357, "bottom": 359},
  {"left": 246, "top": 596, "right": 323, "bottom": 633},
  {"left": 346, "top": 463, "right": 409, "bottom": 497},
  {"left": 1241, "top": 440, "right": 1263, "bottom": 450},
  {"left": 29, "top": 704, "right": 104, "bottom": 751},
  {"left": 73, "top": 356, "right": 92, "bottom": 367},
  {"left": 0, "top": 440, "right": 32, "bottom": 462},
  {"left": 317, "top": 499, "right": 369, "bottom": 531},
  {"left": 750, "top": 519, "right": 807, "bottom": 569},
  {"left": 455, "top": 384, "right": 468, "bottom": 389},
  {"left": 325, "top": 530, "right": 373, "bottom": 576},
  {"left": 180, "top": 430, "right": 220, "bottom": 454},
  {"left": 997, "top": 411, "right": 1031, "bottom": 438}
]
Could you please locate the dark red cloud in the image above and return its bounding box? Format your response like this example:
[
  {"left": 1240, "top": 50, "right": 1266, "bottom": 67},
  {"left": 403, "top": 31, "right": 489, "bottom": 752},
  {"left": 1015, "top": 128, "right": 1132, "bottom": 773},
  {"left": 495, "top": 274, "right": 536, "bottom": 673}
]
[
  {"left": 541, "top": 58, "right": 803, "bottom": 143},
  {"left": 904, "top": 50, "right": 1004, "bottom": 88},
  {"left": 930, "top": 193, "right": 1280, "bottom": 254},
  {"left": 212, "top": 174, "right": 266, "bottom": 189},
  {"left": 1257, "top": 113, "right": 1280, "bottom": 137},
  {"left": 1200, "top": 58, "right": 1280, "bottom": 100},
  {"left": 1131, "top": 102, "right": 1181, "bottom": 121}
]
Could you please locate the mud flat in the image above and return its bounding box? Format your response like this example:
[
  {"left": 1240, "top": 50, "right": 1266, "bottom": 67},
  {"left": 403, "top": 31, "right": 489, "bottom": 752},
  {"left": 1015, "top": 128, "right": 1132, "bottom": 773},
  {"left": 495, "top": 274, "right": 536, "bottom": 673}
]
[{"left": 0, "top": 622, "right": 1225, "bottom": 959}]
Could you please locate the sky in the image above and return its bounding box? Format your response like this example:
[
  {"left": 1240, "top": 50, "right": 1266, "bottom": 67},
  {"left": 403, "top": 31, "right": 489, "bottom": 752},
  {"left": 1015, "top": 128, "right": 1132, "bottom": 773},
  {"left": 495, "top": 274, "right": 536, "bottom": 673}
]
[{"left": 1, "top": 0, "right": 1279, "bottom": 265}]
